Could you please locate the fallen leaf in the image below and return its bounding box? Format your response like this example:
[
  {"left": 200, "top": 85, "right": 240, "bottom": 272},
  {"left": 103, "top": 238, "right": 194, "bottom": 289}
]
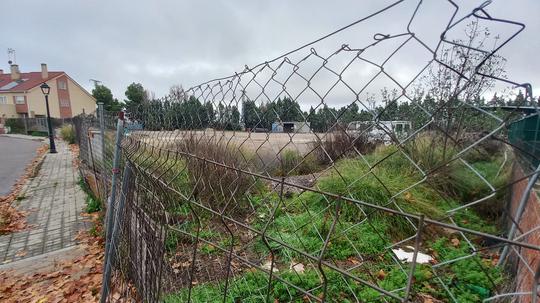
[
  {"left": 0, "top": 212, "right": 107, "bottom": 303},
  {"left": 347, "top": 256, "right": 361, "bottom": 265},
  {"left": 404, "top": 192, "right": 413, "bottom": 201},
  {"left": 377, "top": 269, "right": 386, "bottom": 280},
  {"left": 15, "top": 250, "right": 27, "bottom": 257}
]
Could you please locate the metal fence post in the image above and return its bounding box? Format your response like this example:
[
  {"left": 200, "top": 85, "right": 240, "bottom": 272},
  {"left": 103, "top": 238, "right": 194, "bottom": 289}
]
[
  {"left": 23, "top": 116, "right": 28, "bottom": 135},
  {"left": 98, "top": 102, "right": 106, "bottom": 165},
  {"left": 101, "top": 161, "right": 132, "bottom": 303},
  {"left": 102, "top": 111, "right": 124, "bottom": 279},
  {"left": 403, "top": 215, "right": 425, "bottom": 302},
  {"left": 97, "top": 102, "right": 107, "bottom": 204}
]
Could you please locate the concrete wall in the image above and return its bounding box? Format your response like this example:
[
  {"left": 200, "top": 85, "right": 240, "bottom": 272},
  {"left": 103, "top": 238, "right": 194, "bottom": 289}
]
[{"left": 508, "top": 163, "right": 540, "bottom": 303}]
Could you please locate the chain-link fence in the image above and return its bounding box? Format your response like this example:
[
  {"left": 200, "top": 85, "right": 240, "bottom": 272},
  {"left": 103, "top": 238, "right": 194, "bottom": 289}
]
[
  {"left": 2, "top": 117, "right": 72, "bottom": 135},
  {"left": 72, "top": 1, "right": 540, "bottom": 302},
  {"left": 73, "top": 107, "right": 119, "bottom": 203}
]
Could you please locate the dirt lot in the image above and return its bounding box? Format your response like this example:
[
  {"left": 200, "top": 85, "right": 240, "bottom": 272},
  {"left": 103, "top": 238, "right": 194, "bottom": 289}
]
[{"left": 133, "top": 130, "right": 326, "bottom": 156}]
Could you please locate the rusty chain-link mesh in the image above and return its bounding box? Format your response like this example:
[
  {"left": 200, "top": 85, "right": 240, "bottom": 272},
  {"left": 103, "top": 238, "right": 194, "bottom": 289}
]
[
  {"left": 81, "top": 1, "right": 540, "bottom": 302},
  {"left": 74, "top": 110, "right": 119, "bottom": 202}
]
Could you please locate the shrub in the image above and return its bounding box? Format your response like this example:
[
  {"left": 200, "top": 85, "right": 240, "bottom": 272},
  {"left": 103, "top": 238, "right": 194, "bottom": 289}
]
[
  {"left": 312, "top": 129, "right": 376, "bottom": 165},
  {"left": 275, "top": 149, "right": 320, "bottom": 176},
  {"left": 402, "top": 133, "right": 458, "bottom": 171},
  {"left": 4, "top": 118, "right": 26, "bottom": 134},
  {"left": 60, "top": 124, "right": 76, "bottom": 144},
  {"left": 175, "top": 133, "right": 252, "bottom": 214},
  {"left": 401, "top": 132, "right": 509, "bottom": 220}
]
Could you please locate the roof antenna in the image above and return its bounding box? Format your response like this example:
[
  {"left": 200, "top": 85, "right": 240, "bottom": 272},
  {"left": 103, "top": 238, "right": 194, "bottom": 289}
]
[
  {"left": 89, "top": 79, "right": 102, "bottom": 87},
  {"left": 7, "top": 48, "right": 16, "bottom": 65}
]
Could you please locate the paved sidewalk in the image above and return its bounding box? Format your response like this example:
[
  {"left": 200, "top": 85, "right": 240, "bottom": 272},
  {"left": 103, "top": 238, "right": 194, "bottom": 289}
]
[{"left": 0, "top": 140, "right": 88, "bottom": 263}]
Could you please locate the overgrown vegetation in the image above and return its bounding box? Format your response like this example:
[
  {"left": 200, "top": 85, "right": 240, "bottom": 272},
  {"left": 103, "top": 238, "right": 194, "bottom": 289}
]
[
  {"left": 60, "top": 124, "right": 76, "bottom": 144},
  {"left": 78, "top": 178, "right": 102, "bottom": 213},
  {"left": 275, "top": 149, "right": 320, "bottom": 176},
  {"left": 173, "top": 134, "right": 252, "bottom": 213},
  {"left": 312, "top": 130, "right": 377, "bottom": 164},
  {"left": 4, "top": 118, "right": 26, "bottom": 134},
  {"left": 158, "top": 132, "right": 510, "bottom": 302},
  {"left": 30, "top": 131, "right": 48, "bottom": 137}
]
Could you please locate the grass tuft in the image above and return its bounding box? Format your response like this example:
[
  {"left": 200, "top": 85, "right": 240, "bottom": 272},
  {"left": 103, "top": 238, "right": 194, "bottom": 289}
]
[{"left": 60, "top": 124, "right": 76, "bottom": 144}]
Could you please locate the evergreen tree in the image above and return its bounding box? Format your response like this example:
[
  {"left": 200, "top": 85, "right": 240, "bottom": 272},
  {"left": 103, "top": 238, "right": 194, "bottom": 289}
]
[
  {"left": 92, "top": 84, "right": 122, "bottom": 112},
  {"left": 125, "top": 82, "right": 148, "bottom": 118}
]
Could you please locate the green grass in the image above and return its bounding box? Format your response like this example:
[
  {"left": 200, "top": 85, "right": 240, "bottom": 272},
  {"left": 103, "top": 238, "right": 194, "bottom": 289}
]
[
  {"left": 254, "top": 210, "right": 390, "bottom": 262},
  {"left": 89, "top": 224, "right": 100, "bottom": 237},
  {"left": 427, "top": 237, "right": 504, "bottom": 302},
  {"left": 275, "top": 149, "right": 320, "bottom": 176},
  {"left": 163, "top": 237, "right": 503, "bottom": 302},
  {"left": 30, "top": 131, "right": 48, "bottom": 137},
  {"left": 78, "top": 178, "right": 102, "bottom": 213},
  {"left": 86, "top": 194, "right": 101, "bottom": 213}
]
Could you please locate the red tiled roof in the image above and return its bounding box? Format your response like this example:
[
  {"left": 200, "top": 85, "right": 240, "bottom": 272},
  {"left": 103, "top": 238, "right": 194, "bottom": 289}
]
[{"left": 0, "top": 71, "right": 64, "bottom": 92}]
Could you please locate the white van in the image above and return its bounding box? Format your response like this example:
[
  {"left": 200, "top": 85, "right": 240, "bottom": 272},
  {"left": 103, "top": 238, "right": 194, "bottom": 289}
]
[{"left": 347, "top": 120, "right": 411, "bottom": 143}]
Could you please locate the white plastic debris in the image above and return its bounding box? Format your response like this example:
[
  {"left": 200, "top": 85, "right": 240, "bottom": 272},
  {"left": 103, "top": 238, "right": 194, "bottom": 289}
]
[
  {"left": 392, "top": 247, "right": 432, "bottom": 264},
  {"left": 261, "top": 260, "right": 279, "bottom": 272},
  {"left": 290, "top": 262, "right": 305, "bottom": 273}
]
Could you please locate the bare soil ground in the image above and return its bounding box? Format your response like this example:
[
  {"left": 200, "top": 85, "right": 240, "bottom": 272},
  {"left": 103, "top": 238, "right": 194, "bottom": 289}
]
[{"left": 133, "top": 130, "right": 325, "bottom": 156}]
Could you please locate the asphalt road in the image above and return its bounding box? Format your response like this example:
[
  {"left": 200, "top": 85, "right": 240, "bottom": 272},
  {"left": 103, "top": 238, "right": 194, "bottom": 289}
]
[{"left": 0, "top": 136, "right": 43, "bottom": 196}]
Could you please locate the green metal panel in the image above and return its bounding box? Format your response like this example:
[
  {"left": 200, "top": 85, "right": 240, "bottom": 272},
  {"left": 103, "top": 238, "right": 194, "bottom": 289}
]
[{"left": 508, "top": 114, "right": 540, "bottom": 168}]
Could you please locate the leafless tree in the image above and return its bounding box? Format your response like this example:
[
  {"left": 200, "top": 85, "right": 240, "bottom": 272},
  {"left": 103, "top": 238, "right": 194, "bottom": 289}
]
[
  {"left": 423, "top": 20, "right": 507, "bottom": 153},
  {"left": 169, "top": 85, "right": 188, "bottom": 101}
]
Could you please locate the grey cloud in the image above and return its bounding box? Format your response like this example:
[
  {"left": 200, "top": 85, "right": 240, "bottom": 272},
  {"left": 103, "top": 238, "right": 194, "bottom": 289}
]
[{"left": 1, "top": 0, "right": 538, "bottom": 101}]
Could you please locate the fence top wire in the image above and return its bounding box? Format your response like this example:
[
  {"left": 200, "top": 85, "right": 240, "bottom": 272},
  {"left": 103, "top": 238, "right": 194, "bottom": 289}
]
[{"left": 105, "top": 0, "right": 540, "bottom": 302}]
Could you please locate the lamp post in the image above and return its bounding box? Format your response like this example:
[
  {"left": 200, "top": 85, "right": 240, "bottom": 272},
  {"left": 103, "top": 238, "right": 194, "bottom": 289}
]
[{"left": 40, "top": 83, "right": 57, "bottom": 153}]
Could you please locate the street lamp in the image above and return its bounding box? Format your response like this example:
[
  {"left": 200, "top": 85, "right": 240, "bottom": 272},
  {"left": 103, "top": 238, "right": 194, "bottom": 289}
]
[{"left": 40, "top": 82, "right": 57, "bottom": 153}]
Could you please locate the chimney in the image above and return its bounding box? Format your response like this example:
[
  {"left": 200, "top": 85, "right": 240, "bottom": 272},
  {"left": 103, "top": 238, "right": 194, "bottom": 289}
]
[
  {"left": 10, "top": 64, "right": 20, "bottom": 81},
  {"left": 41, "top": 63, "right": 48, "bottom": 79},
  {"left": 0, "top": 69, "right": 3, "bottom": 75}
]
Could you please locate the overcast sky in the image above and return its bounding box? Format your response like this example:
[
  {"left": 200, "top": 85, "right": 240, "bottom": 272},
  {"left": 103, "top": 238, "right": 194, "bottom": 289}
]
[{"left": 2, "top": 0, "right": 539, "bottom": 104}]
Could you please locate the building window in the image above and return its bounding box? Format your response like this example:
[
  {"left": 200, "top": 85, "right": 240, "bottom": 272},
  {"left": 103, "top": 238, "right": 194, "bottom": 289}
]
[
  {"left": 58, "top": 80, "right": 67, "bottom": 90},
  {"left": 15, "top": 96, "right": 25, "bottom": 104},
  {"left": 0, "top": 96, "right": 7, "bottom": 104},
  {"left": 60, "top": 99, "right": 70, "bottom": 107}
]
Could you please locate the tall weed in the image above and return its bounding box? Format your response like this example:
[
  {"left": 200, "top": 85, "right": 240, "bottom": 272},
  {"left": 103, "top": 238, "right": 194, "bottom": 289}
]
[{"left": 175, "top": 133, "right": 252, "bottom": 214}]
